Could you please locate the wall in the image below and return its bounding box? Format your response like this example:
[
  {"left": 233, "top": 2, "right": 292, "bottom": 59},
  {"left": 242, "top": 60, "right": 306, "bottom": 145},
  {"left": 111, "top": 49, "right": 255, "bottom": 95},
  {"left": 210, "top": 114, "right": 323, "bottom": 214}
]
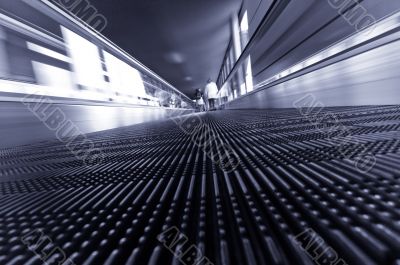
[
  {"left": 225, "top": 0, "right": 400, "bottom": 109},
  {"left": 0, "top": 101, "right": 193, "bottom": 148}
]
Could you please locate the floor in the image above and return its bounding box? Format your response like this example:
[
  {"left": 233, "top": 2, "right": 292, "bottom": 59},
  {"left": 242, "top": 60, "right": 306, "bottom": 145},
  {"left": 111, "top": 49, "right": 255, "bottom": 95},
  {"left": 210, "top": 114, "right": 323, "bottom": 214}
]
[
  {"left": 1, "top": 106, "right": 400, "bottom": 265},
  {"left": 0, "top": 101, "right": 191, "bottom": 148}
]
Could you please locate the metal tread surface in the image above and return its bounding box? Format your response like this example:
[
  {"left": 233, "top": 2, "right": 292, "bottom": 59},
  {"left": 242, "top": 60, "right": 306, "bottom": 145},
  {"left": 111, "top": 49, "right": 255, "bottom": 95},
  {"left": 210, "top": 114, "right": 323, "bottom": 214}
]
[{"left": 1, "top": 105, "right": 400, "bottom": 265}]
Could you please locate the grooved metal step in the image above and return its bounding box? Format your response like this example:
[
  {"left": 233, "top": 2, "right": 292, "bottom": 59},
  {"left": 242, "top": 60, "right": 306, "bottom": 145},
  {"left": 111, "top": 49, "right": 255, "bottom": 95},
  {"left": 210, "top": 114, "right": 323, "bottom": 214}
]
[{"left": 1, "top": 106, "right": 400, "bottom": 265}]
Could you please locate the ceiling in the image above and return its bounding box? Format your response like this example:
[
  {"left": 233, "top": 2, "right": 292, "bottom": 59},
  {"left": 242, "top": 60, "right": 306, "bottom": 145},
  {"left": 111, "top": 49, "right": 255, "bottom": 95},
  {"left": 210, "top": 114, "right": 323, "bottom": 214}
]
[{"left": 92, "top": 0, "right": 242, "bottom": 98}]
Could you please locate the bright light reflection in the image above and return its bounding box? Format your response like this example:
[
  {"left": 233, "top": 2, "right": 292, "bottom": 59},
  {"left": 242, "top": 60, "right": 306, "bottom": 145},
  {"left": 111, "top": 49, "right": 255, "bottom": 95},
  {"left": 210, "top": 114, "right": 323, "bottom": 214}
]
[
  {"left": 62, "top": 27, "right": 105, "bottom": 93},
  {"left": 104, "top": 51, "right": 147, "bottom": 100}
]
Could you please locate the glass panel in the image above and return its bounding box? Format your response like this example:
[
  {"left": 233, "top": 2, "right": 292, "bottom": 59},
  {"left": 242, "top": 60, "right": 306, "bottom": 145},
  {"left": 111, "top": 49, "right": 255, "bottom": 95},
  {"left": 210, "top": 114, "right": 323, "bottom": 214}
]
[
  {"left": 245, "top": 56, "right": 253, "bottom": 92},
  {"left": 62, "top": 27, "right": 105, "bottom": 92},
  {"left": 104, "top": 51, "right": 148, "bottom": 103},
  {"left": 240, "top": 11, "right": 249, "bottom": 49}
]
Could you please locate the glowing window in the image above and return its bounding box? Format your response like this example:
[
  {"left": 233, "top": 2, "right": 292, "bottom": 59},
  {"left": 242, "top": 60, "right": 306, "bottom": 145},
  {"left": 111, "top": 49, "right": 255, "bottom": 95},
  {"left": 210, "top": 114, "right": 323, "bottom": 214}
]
[
  {"left": 104, "top": 51, "right": 147, "bottom": 99},
  {"left": 245, "top": 56, "right": 254, "bottom": 92},
  {"left": 62, "top": 27, "right": 105, "bottom": 91},
  {"left": 240, "top": 11, "right": 249, "bottom": 48},
  {"left": 240, "top": 11, "right": 249, "bottom": 32}
]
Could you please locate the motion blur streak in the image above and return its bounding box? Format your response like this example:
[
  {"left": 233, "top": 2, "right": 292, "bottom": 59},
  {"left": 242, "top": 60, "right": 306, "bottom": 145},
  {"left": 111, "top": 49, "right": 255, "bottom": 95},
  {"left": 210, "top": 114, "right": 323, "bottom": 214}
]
[
  {"left": 0, "top": 2, "right": 193, "bottom": 108},
  {"left": 1, "top": 1, "right": 400, "bottom": 265},
  {"left": 222, "top": 9, "right": 400, "bottom": 109}
]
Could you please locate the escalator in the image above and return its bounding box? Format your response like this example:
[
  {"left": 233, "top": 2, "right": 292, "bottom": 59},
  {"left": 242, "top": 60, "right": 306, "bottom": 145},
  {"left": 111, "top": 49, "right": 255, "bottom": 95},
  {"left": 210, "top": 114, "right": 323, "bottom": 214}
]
[{"left": 1, "top": 105, "right": 400, "bottom": 265}]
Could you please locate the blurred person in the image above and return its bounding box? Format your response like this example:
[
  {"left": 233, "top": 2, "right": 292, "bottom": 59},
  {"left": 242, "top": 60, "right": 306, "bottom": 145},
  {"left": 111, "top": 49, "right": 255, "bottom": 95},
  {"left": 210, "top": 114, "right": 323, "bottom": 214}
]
[
  {"left": 171, "top": 94, "right": 177, "bottom": 108},
  {"left": 195, "top": 88, "right": 205, "bottom": 112},
  {"left": 204, "top": 79, "right": 218, "bottom": 111},
  {"left": 220, "top": 87, "right": 228, "bottom": 106},
  {"left": 156, "top": 89, "right": 171, "bottom": 107}
]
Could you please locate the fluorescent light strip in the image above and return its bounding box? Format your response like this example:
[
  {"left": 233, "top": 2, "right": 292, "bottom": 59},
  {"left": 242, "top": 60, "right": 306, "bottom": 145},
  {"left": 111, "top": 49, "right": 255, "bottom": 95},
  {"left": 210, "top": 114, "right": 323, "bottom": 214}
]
[
  {"left": 33, "top": 0, "right": 191, "bottom": 101},
  {"left": 0, "top": 10, "right": 64, "bottom": 49},
  {"left": 253, "top": 10, "right": 400, "bottom": 90},
  {"left": 27, "top": 42, "right": 70, "bottom": 62}
]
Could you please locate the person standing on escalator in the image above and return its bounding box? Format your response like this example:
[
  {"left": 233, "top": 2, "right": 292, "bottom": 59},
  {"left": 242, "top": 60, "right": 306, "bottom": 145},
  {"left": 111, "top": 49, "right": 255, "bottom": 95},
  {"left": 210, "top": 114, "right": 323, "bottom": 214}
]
[
  {"left": 204, "top": 79, "right": 218, "bottom": 111},
  {"left": 195, "top": 88, "right": 205, "bottom": 112}
]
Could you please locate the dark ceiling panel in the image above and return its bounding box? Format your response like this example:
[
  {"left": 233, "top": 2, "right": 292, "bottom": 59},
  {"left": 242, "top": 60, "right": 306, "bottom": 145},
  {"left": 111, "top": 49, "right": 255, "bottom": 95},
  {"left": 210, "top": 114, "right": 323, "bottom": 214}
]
[{"left": 90, "top": 0, "right": 242, "bottom": 98}]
